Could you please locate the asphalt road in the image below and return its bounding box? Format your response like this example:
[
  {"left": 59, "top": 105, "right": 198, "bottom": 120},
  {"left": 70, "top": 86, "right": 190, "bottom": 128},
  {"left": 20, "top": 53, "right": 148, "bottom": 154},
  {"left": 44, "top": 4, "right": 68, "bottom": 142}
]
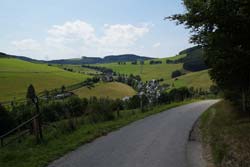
[{"left": 48, "top": 100, "right": 218, "bottom": 167}]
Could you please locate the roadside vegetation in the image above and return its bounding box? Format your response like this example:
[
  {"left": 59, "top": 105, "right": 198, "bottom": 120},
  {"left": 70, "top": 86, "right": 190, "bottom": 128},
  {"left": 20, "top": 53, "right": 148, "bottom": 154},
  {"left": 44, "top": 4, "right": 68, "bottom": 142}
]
[
  {"left": 200, "top": 101, "right": 250, "bottom": 166},
  {"left": 0, "top": 83, "right": 209, "bottom": 167}
]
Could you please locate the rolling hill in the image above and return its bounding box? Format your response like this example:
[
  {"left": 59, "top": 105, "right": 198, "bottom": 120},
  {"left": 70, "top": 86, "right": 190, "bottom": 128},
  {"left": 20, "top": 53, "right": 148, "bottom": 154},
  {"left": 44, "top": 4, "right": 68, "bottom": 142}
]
[
  {"left": 0, "top": 58, "right": 90, "bottom": 102},
  {"left": 73, "top": 82, "right": 136, "bottom": 99},
  {"left": 166, "top": 70, "right": 213, "bottom": 89},
  {"left": 48, "top": 54, "right": 153, "bottom": 65},
  {"left": 0, "top": 52, "right": 153, "bottom": 65},
  {"left": 96, "top": 58, "right": 183, "bottom": 82},
  {"left": 0, "top": 46, "right": 213, "bottom": 102},
  {"left": 96, "top": 53, "right": 213, "bottom": 90}
]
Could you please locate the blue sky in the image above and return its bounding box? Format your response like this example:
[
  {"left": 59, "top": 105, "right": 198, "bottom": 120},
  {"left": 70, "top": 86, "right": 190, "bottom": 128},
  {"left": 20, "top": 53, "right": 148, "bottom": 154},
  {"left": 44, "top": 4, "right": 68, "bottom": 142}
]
[{"left": 0, "top": 0, "right": 193, "bottom": 60}]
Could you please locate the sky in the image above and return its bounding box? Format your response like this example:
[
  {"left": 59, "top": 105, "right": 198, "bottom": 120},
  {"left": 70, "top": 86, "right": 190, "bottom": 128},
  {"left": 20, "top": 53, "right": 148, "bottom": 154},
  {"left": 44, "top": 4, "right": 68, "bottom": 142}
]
[{"left": 0, "top": 0, "right": 193, "bottom": 60}]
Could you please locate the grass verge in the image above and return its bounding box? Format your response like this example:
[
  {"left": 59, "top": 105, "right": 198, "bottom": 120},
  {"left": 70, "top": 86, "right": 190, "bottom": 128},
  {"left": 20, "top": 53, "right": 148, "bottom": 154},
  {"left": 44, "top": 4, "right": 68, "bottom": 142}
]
[
  {"left": 200, "top": 101, "right": 250, "bottom": 166},
  {"left": 0, "top": 99, "right": 197, "bottom": 167}
]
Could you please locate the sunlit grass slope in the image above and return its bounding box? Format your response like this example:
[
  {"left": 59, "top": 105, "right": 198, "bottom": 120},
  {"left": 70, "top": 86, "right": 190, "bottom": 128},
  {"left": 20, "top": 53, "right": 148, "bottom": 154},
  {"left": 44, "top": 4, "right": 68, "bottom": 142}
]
[
  {"left": 73, "top": 82, "right": 136, "bottom": 99},
  {"left": 53, "top": 64, "right": 101, "bottom": 75},
  {"left": 0, "top": 58, "right": 90, "bottom": 102},
  {"left": 96, "top": 58, "right": 183, "bottom": 82},
  {"left": 97, "top": 55, "right": 213, "bottom": 89},
  {"left": 169, "top": 70, "right": 213, "bottom": 89}
]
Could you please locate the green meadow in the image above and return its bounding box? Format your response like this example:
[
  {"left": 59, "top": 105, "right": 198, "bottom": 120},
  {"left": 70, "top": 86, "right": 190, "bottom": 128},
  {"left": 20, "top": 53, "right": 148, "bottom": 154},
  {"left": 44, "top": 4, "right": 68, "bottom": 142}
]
[
  {"left": 0, "top": 55, "right": 213, "bottom": 102},
  {"left": 0, "top": 58, "right": 90, "bottom": 102},
  {"left": 73, "top": 82, "right": 136, "bottom": 99},
  {"left": 53, "top": 64, "right": 101, "bottom": 75},
  {"left": 97, "top": 57, "right": 213, "bottom": 89},
  {"left": 96, "top": 58, "right": 183, "bottom": 82},
  {"left": 167, "top": 70, "right": 213, "bottom": 89}
]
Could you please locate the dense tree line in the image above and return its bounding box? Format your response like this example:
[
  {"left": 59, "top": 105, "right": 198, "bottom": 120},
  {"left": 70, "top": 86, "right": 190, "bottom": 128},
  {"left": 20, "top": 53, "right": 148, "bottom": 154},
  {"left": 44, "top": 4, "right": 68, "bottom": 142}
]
[
  {"left": 168, "top": 0, "right": 250, "bottom": 111},
  {"left": 115, "top": 73, "right": 141, "bottom": 90},
  {"left": 81, "top": 65, "right": 113, "bottom": 74},
  {"left": 166, "top": 46, "right": 208, "bottom": 72},
  {"left": 149, "top": 60, "right": 162, "bottom": 65}
]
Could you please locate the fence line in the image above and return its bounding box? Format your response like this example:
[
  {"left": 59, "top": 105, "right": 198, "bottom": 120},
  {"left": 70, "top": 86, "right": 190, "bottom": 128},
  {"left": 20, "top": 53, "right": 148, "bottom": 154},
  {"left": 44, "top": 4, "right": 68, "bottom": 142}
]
[{"left": 0, "top": 114, "right": 39, "bottom": 147}]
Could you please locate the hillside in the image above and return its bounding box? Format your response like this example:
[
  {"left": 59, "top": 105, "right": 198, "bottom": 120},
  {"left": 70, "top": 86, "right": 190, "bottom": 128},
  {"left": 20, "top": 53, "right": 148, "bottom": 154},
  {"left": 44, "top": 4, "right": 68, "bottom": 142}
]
[
  {"left": 53, "top": 64, "right": 101, "bottom": 75},
  {"left": 96, "top": 58, "right": 183, "bottom": 82},
  {"left": 167, "top": 46, "right": 208, "bottom": 72},
  {"left": 0, "top": 58, "right": 90, "bottom": 102},
  {"left": 73, "top": 82, "right": 136, "bottom": 99},
  {"left": 0, "top": 52, "right": 153, "bottom": 65},
  {"left": 167, "top": 70, "right": 213, "bottom": 89},
  {"left": 96, "top": 54, "right": 213, "bottom": 89}
]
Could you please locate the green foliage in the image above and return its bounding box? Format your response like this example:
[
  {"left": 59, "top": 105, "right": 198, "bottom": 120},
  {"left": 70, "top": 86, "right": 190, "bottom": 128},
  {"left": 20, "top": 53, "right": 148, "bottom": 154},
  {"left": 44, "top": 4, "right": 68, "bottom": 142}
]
[
  {"left": 171, "top": 70, "right": 182, "bottom": 78},
  {"left": 0, "top": 104, "right": 14, "bottom": 136},
  {"left": 169, "top": 0, "right": 250, "bottom": 111},
  {"left": 168, "top": 46, "right": 208, "bottom": 71}
]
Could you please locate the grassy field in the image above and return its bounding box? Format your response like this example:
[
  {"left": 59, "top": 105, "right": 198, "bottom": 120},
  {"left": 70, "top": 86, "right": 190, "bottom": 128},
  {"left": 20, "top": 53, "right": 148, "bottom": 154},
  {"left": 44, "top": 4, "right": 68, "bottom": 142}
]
[
  {"left": 96, "top": 58, "right": 183, "bottom": 82},
  {"left": 96, "top": 56, "right": 213, "bottom": 89},
  {"left": 168, "top": 70, "right": 213, "bottom": 89},
  {"left": 73, "top": 82, "right": 136, "bottom": 99},
  {"left": 0, "top": 58, "right": 90, "bottom": 102},
  {"left": 0, "top": 100, "right": 198, "bottom": 167},
  {"left": 53, "top": 64, "right": 101, "bottom": 75},
  {"left": 200, "top": 101, "right": 250, "bottom": 166}
]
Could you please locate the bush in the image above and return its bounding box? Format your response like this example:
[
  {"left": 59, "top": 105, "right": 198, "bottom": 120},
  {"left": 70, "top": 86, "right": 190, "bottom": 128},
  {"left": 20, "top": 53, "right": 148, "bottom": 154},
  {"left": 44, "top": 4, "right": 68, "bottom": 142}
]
[
  {"left": 0, "top": 104, "right": 14, "bottom": 136},
  {"left": 171, "top": 70, "right": 182, "bottom": 78}
]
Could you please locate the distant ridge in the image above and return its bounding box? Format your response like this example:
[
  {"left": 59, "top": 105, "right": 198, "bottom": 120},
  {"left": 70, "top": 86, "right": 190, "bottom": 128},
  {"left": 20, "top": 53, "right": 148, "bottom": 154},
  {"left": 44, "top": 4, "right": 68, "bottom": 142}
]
[
  {"left": 0, "top": 52, "right": 153, "bottom": 65},
  {"left": 48, "top": 54, "right": 153, "bottom": 64},
  {"left": 0, "top": 52, "right": 39, "bottom": 63}
]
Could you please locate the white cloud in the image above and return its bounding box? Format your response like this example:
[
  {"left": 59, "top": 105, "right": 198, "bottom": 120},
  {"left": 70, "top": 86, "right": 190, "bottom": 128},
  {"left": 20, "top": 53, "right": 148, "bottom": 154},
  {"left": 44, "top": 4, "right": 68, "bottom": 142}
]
[
  {"left": 9, "top": 20, "right": 150, "bottom": 59},
  {"left": 97, "top": 24, "right": 149, "bottom": 55},
  {"left": 47, "top": 20, "right": 96, "bottom": 43},
  {"left": 153, "top": 42, "right": 161, "bottom": 48},
  {"left": 100, "top": 24, "right": 149, "bottom": 46}
]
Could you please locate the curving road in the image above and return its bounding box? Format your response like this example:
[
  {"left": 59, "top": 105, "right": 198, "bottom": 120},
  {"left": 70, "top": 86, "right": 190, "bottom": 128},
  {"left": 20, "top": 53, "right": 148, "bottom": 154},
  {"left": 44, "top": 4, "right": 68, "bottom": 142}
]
[{"left": 48, "top": 100, "right": 218, "bottom": 167}]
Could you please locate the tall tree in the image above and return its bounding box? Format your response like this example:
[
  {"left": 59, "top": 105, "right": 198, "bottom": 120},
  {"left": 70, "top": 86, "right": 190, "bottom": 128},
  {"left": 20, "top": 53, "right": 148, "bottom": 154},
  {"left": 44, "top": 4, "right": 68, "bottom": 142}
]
[{"left": 168, "top": 0, "right": 250, "bottom": 111}]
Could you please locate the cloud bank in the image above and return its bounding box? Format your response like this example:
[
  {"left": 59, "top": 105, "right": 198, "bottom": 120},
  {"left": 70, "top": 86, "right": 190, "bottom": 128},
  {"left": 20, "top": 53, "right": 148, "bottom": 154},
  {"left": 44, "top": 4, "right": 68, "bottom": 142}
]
[{"left": 10, "top": 20, "right": 150, "bottom": 60}]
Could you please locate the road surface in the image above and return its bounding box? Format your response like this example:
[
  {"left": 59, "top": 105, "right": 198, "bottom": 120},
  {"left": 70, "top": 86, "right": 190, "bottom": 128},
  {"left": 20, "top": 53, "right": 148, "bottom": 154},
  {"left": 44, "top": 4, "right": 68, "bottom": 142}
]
[{"left": 48, "top": 100, "right": 218, "bottom": 167}]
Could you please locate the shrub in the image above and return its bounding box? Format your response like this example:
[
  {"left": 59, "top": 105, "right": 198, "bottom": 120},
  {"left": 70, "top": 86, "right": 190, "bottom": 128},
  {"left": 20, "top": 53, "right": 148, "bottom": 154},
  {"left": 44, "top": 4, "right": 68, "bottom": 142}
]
[
  {"left": 171, "top": 70, "right": 182, "bottom": 78},
  {"left": 0, "top": 104, "right": 14, "bottom": 136}
]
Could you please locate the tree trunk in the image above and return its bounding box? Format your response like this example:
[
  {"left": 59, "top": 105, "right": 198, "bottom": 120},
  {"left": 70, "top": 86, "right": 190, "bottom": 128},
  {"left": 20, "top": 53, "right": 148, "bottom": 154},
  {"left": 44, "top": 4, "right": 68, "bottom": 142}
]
[{"left": 117, "top": 110, "right": 120, "bottom": 118}]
